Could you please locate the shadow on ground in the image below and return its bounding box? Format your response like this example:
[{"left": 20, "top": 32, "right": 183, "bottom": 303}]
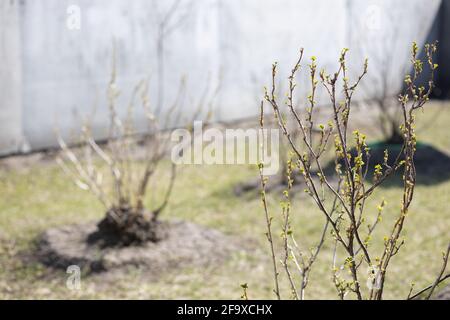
[
  {"left": 357, "top": 141, "right": 450, "bottom": 188},
  {"left": 234, "top": 141, "right": 450, "bottom": 197}
]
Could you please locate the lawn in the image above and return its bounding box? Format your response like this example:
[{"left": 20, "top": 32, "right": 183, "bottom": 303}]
[{"left": 0, "top": 102, "right": 449, "bottom": 299}]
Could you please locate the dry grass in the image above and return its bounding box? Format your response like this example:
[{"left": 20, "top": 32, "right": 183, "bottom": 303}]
[{"left": 0, "top": 102, "right": 449, "bottom": 299}]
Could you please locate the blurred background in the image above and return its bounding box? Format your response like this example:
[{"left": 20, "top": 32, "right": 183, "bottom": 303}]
[{"left": 0, "top": 0, "right": 448, "bottom": 155}]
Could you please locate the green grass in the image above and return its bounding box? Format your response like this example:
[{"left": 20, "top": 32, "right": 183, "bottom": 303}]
[{"left": 0, "top": 102, "right": 449, "bottom": 299}]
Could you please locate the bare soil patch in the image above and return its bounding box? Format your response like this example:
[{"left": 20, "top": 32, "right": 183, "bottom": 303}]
[{"left": 35, "top": 220, "right": 248, "bottom": 276}]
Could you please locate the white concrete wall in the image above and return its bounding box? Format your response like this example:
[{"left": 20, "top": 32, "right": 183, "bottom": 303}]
[
  {"left": 0, "top": 0, "right": 443, "bottom": 154},
  {"left": 348, "top": 0, "right": 442, "bottom": 99},
  {"left": 19, "top": 0, "right": 214, "bottom": 150},
  {"left": 217, "top": 0, "right": 347, "bottom": 119},
  {"left": 0, "top": 0, "right": 26, "bottom": 154}
]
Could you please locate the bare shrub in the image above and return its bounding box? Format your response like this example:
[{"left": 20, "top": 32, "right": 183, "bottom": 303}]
[
  {"left": 56, "top": 53, "right": 214, "bottom": 247},
  {"left": 259, "top": 42, "right": 449, "bottom": 299}
]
